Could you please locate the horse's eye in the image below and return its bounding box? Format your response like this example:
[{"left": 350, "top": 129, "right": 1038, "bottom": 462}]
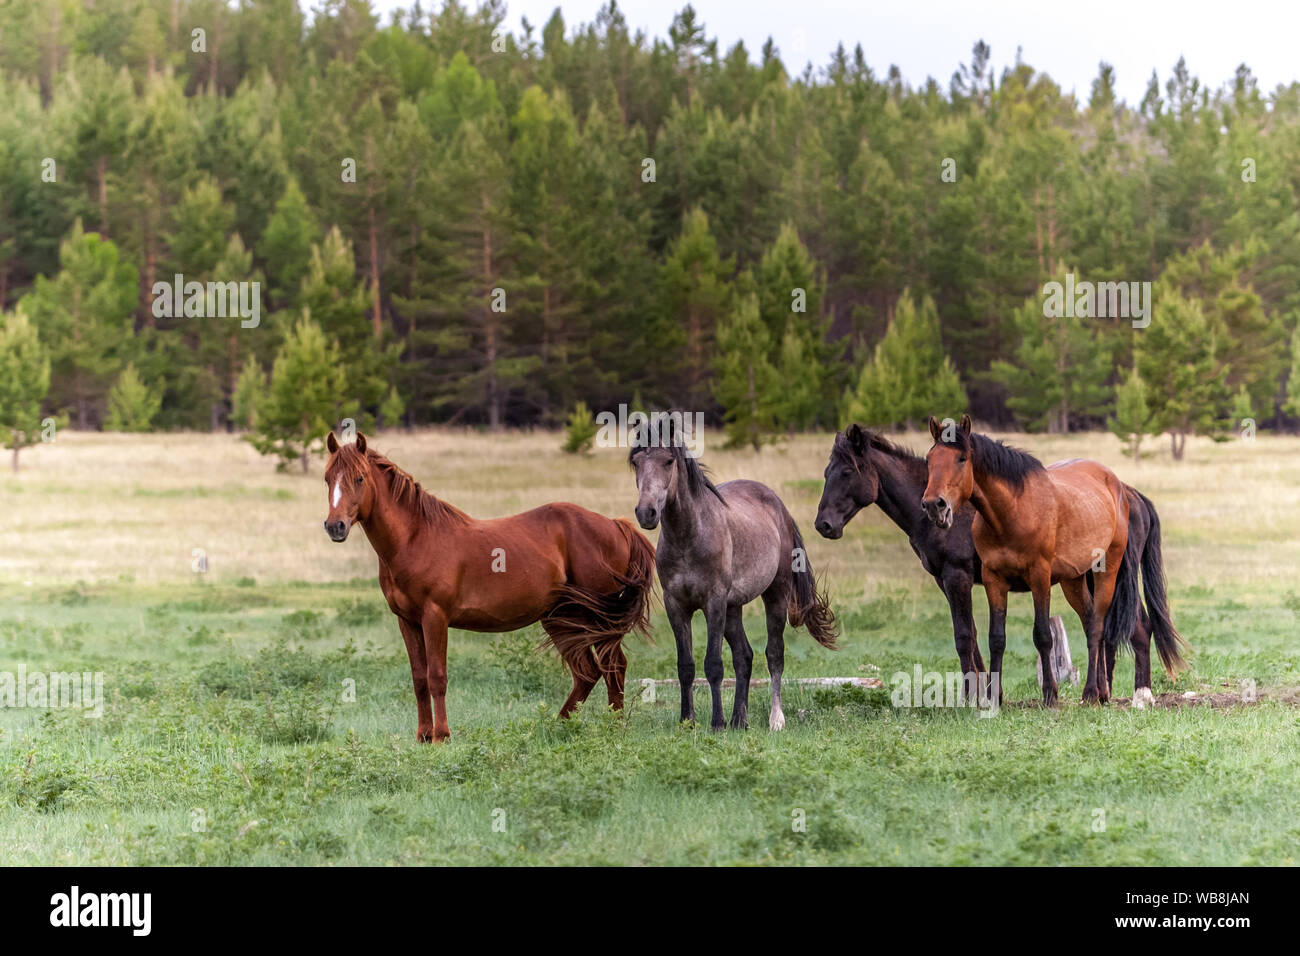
[
  {"left": 355, "top": 476, "right": 364, "bottom": 485},
  {"left": 957, "top": 456, "right": 967, "bottom": 464}
]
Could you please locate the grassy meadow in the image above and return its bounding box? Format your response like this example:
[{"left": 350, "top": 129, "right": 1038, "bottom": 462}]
[{"left": 1, "top": 428, "right": 1298, "bottom": 865}]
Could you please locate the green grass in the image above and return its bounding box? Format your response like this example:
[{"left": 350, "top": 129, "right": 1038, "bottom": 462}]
[
  {"left": 1, "top": 576, "right": 1297, "bottom": 865},
  {"left": 2, "top": 429, "right": 1298, "bottom": 865}
]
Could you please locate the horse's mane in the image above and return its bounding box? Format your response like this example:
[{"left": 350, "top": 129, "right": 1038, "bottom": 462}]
[
  {"left": 943, "top": 426, "right": 1045, "bottom": 492},
  {"left": 327, "top": 443, "right": 470, "bottom": 526},
  {"left": 627, "top": 441, "right": 725, "bottom": 504},
  {"left": 832, "top": 427, "right": 920, "bottom": 469}
]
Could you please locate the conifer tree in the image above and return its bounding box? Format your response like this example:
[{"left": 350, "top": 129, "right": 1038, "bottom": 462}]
[
  {"left": 845, "top": 292, "right": 967, "bottom": 429},
  {"left": 0, "top": 307, "right": 50, "bottom": 472},
  {"left": 249, "top": 313, "right": 346, "bottom": 473}
]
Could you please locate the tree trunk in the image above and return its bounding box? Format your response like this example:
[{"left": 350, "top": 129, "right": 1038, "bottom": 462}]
[
  {"left": 11, "top": 441, "right": 18, "bottom": 474},
  {"left": 368, "top": 184, "right": 382, "bottom": 337},
  {"left": 97, "top": 155, "right": 109, "bottom": 234},
  {"left": 141, "top": 177, "right": 156, "bottom": 328},
  {"left": 481, "top": 191, "right": 500, "bottom": 430}
]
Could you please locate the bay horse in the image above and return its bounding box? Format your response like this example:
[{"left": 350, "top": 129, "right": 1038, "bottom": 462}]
[
  {"left": 323, "top": 432, "right": 655, "bottom": 742},
  {"left": 816, "top": 424, "right": 1185, "bottom": 706},
  {"left": 630, "top": 431, "right": 837, "bottom": 731},
  {"left": 921, "top": 415, "right": 1186, "bottom": 706}
]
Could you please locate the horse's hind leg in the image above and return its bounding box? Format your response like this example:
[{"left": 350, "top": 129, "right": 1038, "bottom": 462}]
[
  {"left": 598, "top": 638, "right": 628, "bottom": 711},
  {"left": 1132, "top": 606, "right": 1155, "bottom": 708},
  {"left": 560, "top": 672, "right": 600, "bottom": 718},
  {"left": 544, "top": 620, "right": 601, "bottom": 718},
  {"left": 723, "top": 606, "right": 753, "bottom": 730},
  {"left": 703, "top": 595, "right": 728, "bottom": 731},
  {"left": 762, "top": 590, "right": 788, "bottom": 730}
]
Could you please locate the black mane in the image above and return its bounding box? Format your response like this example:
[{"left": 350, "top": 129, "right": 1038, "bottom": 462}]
[
  {"left": 833, "top": 427, "right": 920, "bottom": 469},
  {"left": 940, "top": 426, "right": 1045, "bottom": 492}
]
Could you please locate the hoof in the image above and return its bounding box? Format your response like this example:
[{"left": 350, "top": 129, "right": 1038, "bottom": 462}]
[
  {"left": 1133, "top": 687, "right": 1155, "bottom": 709},
  {"left": 769, "top": 708, "right": 786, "bottom": 731}
]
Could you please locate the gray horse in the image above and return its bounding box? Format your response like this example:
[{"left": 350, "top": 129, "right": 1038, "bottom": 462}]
[{"left": 630, "top": 438, "right": 837, "bottom": 730}]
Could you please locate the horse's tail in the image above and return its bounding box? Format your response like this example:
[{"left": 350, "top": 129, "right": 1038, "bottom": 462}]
[
  {"left": 787, "top": 521, "right": 839, "bottom": 649},
  {"left": 541, "top": 519, "right": 657, "bottom": 681},
  {"left": 1132, "top": 490, "right": 1189, "bottom": 677},
  {"left": 1102, "top": 490, "right": 1144, "bottom": 655}
]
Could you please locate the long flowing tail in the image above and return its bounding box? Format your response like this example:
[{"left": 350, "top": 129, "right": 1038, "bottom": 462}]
[
  {"left": 1133, "top": 490, "right": 1189, "bottom": 676},
  {"left": 541, "top": 520, "right": 657, "bottom": 681},
  {"left": 1102, "top": 492, "right": 1143, "bottom": 654},
  {"left": 788, "top": 522, "right": 839, "bottom": 649}
]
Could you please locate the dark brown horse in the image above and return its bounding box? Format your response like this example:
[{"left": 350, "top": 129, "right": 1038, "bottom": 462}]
[
  {"left": 322, "top": 432, "right": 655, "bottom": 741},
  {"left": 921, "top": 415, "right": 1186, "bottom": 706}
]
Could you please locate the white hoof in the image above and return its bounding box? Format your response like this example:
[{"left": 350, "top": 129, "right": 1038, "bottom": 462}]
[
  {"left": 1133, "top": 687, "right": 1155, "bottom": 709},
  {"left": 769, "top": 708, "right": 786, "bottom": 731}
]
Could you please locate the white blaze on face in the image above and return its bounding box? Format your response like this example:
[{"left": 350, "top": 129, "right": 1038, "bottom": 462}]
[{"left": 332, "top": 480, "right": 342, "bottom": 508}]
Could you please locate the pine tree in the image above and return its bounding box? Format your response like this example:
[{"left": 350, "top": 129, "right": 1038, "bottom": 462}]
[
  {"left": 657, "top": 207, "right": 733, "bottom": 411},
  {"left": 259, "top": 178, "right": 320, "bottom": 309},
  {"left": 1134, "top": 290, "right": 1228, "bottom": 460},
  {"left": 990, "top": 285, "right": 1114, "bottom": 432},
  {"left": 249, "top": 313, "right": 346, "bottom": 473},
  {"left": 1108, "top": 366, "right": 1155, "bottom": 461},
  {"left": 1286, "top": 326, "right": 1300, "bottom": 418},
  {"left": 756, "top": 223, "right": 842, "bottom": 427},
  {"left": 845, "top": 292, "right": 967, "bottom": 429},
  {"left": 714, "top": 292, "right": 782, "bottom": 450},
  {"left": 231, "top": 353, "right": 267, "bottom": 431},
  {"left": 0, "top": 307, "right": 50, "bottom": 472},
  {"left": 105, "top": 363, "right": 162, "bottom": 432},
  {"left": 20, "top": 221, "right": 138, "bottom": 428}
]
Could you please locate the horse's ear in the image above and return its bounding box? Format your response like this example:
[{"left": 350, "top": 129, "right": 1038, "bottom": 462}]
[
  {"left": 927, "top": 416, "right": 942, "bottom": 441},
  {"left": 846, "top": 423, "right": 867, "bottom": 456},
  {"left": 355, "top": 432, "right": 367, "bottom": 453},
  {"left": 326, "top": 432, "right": 339, "bottom": 454},
  {"left": 959, "top": 414, "right": 973, "bottom": 434}
]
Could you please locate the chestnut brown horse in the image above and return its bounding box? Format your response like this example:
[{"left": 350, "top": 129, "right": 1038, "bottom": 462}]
[
  {"left": 922, "top": 415, "right": 1186, "bottom": 706},
  {"left": 322, "top": 432, "right": 655, "bottom": 742}
]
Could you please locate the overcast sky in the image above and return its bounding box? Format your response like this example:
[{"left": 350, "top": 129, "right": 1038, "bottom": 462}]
[{"left": 368, "top": 0, "right": 1300, "bottom": 104}]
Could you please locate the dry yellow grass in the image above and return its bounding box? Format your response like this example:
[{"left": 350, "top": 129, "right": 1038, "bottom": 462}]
[{"left": 2, "top": 428, "right": 1297, "bottom": 598}]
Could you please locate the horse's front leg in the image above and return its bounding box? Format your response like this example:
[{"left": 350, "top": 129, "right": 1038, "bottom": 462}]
[
  {"left": 941, "top": 569, "right": 981, "bottom": 705},
  {"left": 396, "top": 617, "right": 433, "bottom": 742},
  {"left": 1029, "top": 566, "right": 1058, "bottom": 707},
  {"left": 703, "top": 594, "right": 728, "bottom": 731},
  {"left": 421, "top": 605, "right": 452, "bottom": 742},
  {"left": 723, "top": 605, "right": 753, "bottom": 730},
  {"left": 665, "top": 596, "right": 696, "bottom": 726},
  {"left": 982, "top": 570, "right": 1009, "bottom": 708}
]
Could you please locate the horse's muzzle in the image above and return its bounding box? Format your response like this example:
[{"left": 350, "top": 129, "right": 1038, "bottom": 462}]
[
  {"left": 634, "top": 505, "right": 659, "bottom": 530},
  {"left": 325, "top": 519, "right": 350, "bottom": 542},
  {"left": 922, "top": 497, "right": 953, "bottom": 529},
  {"left": 814, "top": 516, "right": 843, "bottom": 539}
]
